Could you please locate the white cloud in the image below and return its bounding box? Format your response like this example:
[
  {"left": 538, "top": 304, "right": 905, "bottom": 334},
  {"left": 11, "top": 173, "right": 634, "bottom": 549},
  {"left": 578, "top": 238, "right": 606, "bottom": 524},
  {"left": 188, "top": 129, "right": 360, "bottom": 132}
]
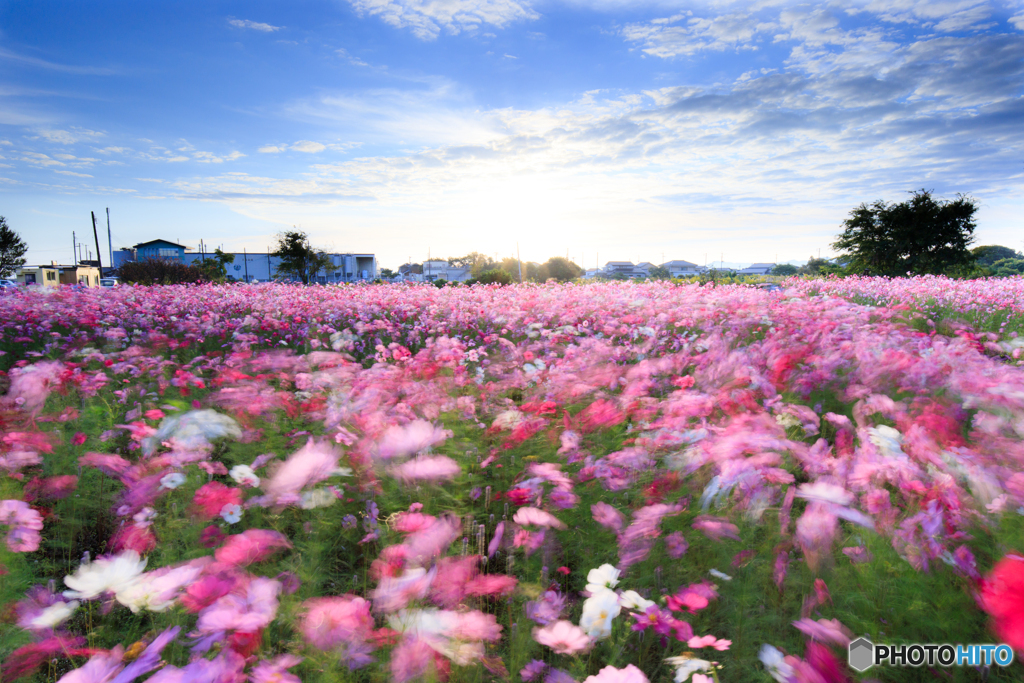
[
  {"left": 0, "top": 140, "right": 11, "bottom": 146},
  {"left": 193, "top": 150, "right": 246, "bottom": 163},
  {"left": 35, "top": 128, "right": 105, "bottom": 145},
  {"left": 228, "top": 19, "right": 282, "bottom": 32},
  {"left": 258, "top": 145, "right": 285, "bottom": 153},
  {"left": 336, "top": 48, "right": 370, "bottom": 67},
  {"left": 346, "top": 0, "right": 538, "bottom": 40},
  {"left": 54, "top": 170, "right": 93, "bottom": 177},
  {"left": 623, "top": 11, "right": 775, "bottom": 57},
  {"left": 291, "top": 140, "right": 327, "bottom": 153}
]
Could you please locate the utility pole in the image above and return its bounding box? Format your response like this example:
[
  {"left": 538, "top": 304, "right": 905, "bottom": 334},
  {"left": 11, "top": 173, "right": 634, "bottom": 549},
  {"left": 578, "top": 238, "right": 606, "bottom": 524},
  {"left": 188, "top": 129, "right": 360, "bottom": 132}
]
[
  {"left": 106, "top": 208, "right": 113, "bottom": 273},
  {"left": 91, "top": 211, "right": 103, "bottom": 273},
  {"left": 517, "top": 242, "right": 522, "bottom": 283},
  {"left": 72, "top": 231, "right": 77, "bottom": 264},
  {"left": 243, "top": 247, "right": 249, "bottom": 282}
]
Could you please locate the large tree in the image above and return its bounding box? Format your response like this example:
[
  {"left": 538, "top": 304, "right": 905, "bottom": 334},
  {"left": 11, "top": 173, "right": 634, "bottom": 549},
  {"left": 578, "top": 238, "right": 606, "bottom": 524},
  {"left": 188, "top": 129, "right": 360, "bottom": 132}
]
[
  {"left": 0, "top": 216, "right": 28, "bottom": 278},
  {"left": 832, "top": 190, "right": 978, "bottom": 276},
  {"left": 272, "top": 230, "right": 331, "bottom": 284}
]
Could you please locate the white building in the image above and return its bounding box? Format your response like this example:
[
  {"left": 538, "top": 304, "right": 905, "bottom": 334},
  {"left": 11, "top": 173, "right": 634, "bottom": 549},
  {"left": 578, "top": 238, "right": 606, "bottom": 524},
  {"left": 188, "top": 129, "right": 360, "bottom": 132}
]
[{"left": 737, "top": 263, "right": 775, "bottom": 275}]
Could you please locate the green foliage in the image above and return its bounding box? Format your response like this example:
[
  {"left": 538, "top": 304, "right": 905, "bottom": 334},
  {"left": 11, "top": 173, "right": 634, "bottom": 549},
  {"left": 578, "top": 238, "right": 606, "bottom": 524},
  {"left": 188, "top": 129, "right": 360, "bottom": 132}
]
[
  {"left": 272, "top": 230, "right": 332, "bottom": 285},
  {"left": 379, "top": 267, "right": 396, "bottom": 279},
  {"left": 447, "top": 252, "right": 497, "bottom": 278},
  {"left": 468, "top": 268, "right": 514, "bottom": 285},
  {"left": 647, "top": 265, "right": 672, "bottom": 280},
  {"left": 0, "top": 216, "right": 28, "bottom": 278},
  {"left": 770, "top": 264, "right": 798, "bottom": 276},
  {"left": 540, "top": 256, "right": 583, "bottom": 282},
  {"left": 992, "top": 258, "right": 1024, "bottom": 276},
  {"left": 115, "top": 258, "right": 208, "bottom": 285},
  {"left": 432, "top": 278, "right": 448, "bottom": 288},
  {"left": 972, "top": 245, "right": 1022, "bottom": 268},
  {"left": 195, "top": 248, "right": 235, "bottom": 282},
  {"left": 832, "top": 189, "right": 978, "bottom": 276}
]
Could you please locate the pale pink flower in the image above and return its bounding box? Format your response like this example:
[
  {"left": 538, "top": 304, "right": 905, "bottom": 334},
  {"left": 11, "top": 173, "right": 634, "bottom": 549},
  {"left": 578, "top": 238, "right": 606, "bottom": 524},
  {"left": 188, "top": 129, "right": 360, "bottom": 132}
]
[
  {"left": 196, "top": 577, "right": 281, "bottom": 633},
  {"left": 390, "top": 455, "right": 461, "bottom": 484},
  {"left": 377, "top": 420, "right": 451, "bottom": 459},
  {"left": 792, "top": 618, "right": 853, "bottom": 646},
  {"left": 263, "top": 438, "right": 342, "bottom": 505},
  {"left": 591, "top": 502, "right": 625, "bottom": 533},
  {"left": 250, "top": 655, "right": 303, "bottom": 683},
  {"left": 688, "top": 635, "right": 732, "bottom": 650},
  {"left": 583, "top": 664, "right": 649, "bottom": 683},
  {"left": 692, "top": 515, "right": 740, "bottom": 542},
  {"left": 533, "top": 620, "right": 591, "bottom": 655},
  {"left": 464, "top": 573, "right": 518, "bottom": 597},
  {"left": 513, "top": 506, "right": 568, "bottom": 529},
  {"left": 0, "top": 500, "right": 43, "bottom": 552}
]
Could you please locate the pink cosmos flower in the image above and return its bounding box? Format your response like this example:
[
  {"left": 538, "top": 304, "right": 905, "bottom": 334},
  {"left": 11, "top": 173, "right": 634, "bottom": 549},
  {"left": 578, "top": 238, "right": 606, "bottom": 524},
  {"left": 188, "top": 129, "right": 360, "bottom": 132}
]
[
  {"left": 513, "top": 506, "right": 568, "bottom": 529},
  {"left": 180, "top": 573, "right": 236, "bottom": 613},
  {"left": 464, "top": 573, "right": 518, "bottom": 597},
  {"left": 533, "top": 620, "right": 591, "bottom": 655},
  {"left": 71, "top": 432, "right": 87, "bottom": 446},
  {"left": 394, "top": 512, "right": 437, "bottom": 534},
  {"left": 429, "top": 556, "right": 478, "bottom": 608},
  {"left": 377, "top": 420, "right": 452, "bottom": 460},
  {"left": 196, "top": 576, "right": 281, "bottom": 634},
  {"left": 0, "top": 500, "right": 43, "bottom": 552},
  {"left": 263, "top": 438, "right": 342, "bottom": 505},
  {"left": 582, "top": 664, "right": 649, "bottom": 683},
  {"left": 665, "top": 531, "right": 688, "bottom": 559},
  {"left": 590, "top": 502, "right": 625, "bottom": 533},
  {"left": 214, "top": 529, "right": 292, "bottom": 566},
  {"left": 192, "top": 482, "right": 243, "bottom": 521},
  {"left": 23, "top": 475, "right": 78, "bottom": 502},
  {"left": 688, "top": 634, "right": 732, "bottom": 650},
  {"left": 390, "top": 455, "right": 461, "bottom": 484},
  {"left": 692, "top": 515, "right": 740, "bottom": 542},
  {"left": 792, "top": 618, "right": 853, "bottom": 646},
  {"left": 250, "top": 655, "right": 303, "bottom": 683}
]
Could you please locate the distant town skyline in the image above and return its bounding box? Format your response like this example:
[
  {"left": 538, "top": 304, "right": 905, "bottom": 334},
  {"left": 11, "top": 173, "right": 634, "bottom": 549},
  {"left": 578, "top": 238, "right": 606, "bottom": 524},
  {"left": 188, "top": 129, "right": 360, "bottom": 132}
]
[{"left": 3, "top": 1, "right": 1022, "bottom": 269}]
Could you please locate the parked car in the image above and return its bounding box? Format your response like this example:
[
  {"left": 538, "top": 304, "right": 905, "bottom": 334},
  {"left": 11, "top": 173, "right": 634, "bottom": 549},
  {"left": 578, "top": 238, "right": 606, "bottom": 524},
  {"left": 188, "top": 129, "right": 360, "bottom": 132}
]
[
  {"left": 100, "top": 278, "right": 119, "bottom": 288},
  {"left": 0, "top": 279, "right": 18, "bottom": 288}
]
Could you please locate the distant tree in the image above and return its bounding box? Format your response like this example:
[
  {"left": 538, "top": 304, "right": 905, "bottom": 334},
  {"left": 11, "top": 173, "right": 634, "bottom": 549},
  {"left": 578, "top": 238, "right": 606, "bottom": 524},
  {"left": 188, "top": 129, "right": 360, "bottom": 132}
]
[
  {"left": 770, "top": 264, "right": 799, "bottom": 276},
  {"left": 197, "top": 248, "right": 235, "bottom": 282},
  {"left": 799, "top": 257, "right": 832, "bottom": 275},
  {"left": 470, "top": 269, "right": 514, "bottom": 285},
  {"left": 117, "top": 258, "right": 208, "bottom": 285},
  {"left": 379, "top": 267, "right": 396, "bottom": 280},
  {"left": 447, "top": 252, "right": 497, "bottom": 277},
  {"left": 832, "top": 190, "right": 978, "bottom": 276},
  {"left": 272, "top": 230, "right": 331, "bottom": 284},
  {"left": 972, "top": 245, "right": 1022, "bottom": 269},
  {"left": 541, "top": 257, "right": 583, "bottom": 282},
  {"left": 992, "top": 258, "right": 1024, "bottom": 277},
  {"left": 647, "top": 265, "right": 672, "bottom": 280},
  {"left": 525, "top": 262, "right": 543, "bottom": 282},
  {"left": 0, "top": 216, "right": 28, "bottom": 278}
]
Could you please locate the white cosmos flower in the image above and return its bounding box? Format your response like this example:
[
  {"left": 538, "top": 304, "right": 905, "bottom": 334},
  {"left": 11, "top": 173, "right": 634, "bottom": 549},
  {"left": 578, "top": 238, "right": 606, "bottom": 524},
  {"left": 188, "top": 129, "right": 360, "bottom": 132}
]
[
  {"left": 709, "top": 568, "right": 732, "bottom": 581},
  {"left": 665, "top": 655, "right": 713, "bottom": 683},
  {"left": 585, "top": 564, "right": 621, "bottom": 593},
  {"left": 29, "top": 600, "right": 79, "bottom": 629},
  {"left": 159, "top": 472, "right": 186, "bottom": 489},
  {"left": 229, "top": 464, "right": 260, "bottom": 487},
  {"left": 299, "top": 488, "right": 336, "bottom": 510},
  {"left": 618, "top": 590, "right": 654, "bottom": 611},
  {"left": 220, "top": 503, "right": 242, "bottom": 524},
  {"left": 759, "top": 644, "right": 794, "bottom": 682},
  {"left": 64, "top": 550, "right": 148, "bottom": 600},
  {"left": 579, "top": 588, "right": 620, "bottom": 640}
]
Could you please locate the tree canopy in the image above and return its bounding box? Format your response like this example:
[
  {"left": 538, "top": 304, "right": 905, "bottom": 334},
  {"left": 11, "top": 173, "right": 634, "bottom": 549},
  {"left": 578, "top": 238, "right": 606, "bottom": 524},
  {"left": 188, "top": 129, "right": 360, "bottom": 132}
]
[
  {"left": 832, "top": 190, "right": 978, "bottom": 276},
  {"left": 770, "top": 264, "right": 798, "bottom": 276},
  {"left": 272, "top": 230, "right": 331, "bottom": 285},
  {"left": 972, "top": 245, "right": 1022, "bottom": 268},
  {"left": 0, "top": 216, "right": 28, "bottom": 278},
  {"left": 196, "top": 248, "right": 235, "bottom": 282}
]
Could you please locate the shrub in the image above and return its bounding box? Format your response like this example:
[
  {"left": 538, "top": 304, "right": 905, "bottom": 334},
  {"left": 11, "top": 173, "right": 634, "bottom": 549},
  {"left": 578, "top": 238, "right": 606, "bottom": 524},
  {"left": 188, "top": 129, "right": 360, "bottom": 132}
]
[{"left": 116, "top": 258, "right": 209, "bottom": 285}]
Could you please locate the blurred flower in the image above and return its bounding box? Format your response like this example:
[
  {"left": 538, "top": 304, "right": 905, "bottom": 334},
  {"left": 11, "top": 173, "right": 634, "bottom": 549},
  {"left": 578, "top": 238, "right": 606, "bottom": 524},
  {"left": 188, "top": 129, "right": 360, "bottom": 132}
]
[
  {"left": 980, "top": 554, "right": 1024, "bottom": 652},
  {"left": 583, "top": 664, "right": 649, "bottom": 683},
  {"left": 390, "top": 455, "right": 461, "bottom": 485},
  {"left": 377, "top": 420, "right": 451, "bottom": 459},
  {"left": 759, "top": 644, "right": 794, "bottom": 682},
  {"left": 665, "top": 532, "right": 688, "bottom": 559},
  {"left": 525, "top": 590, "right": 566, "bottom": 625},
  {"left": 521, "top": 660, "right": 547, "bottom": 681},
  {"left": 533, "top": 620, "right": 590, "bottom": 654},
  {"left": 688, "top": 634, "right": 732, "bottom": 650},
  {"left": 200, "top": 525, "right": 225, "bottom": 548},
  {"left": 514, "top": 506, "right": 567, "bottom": 529},
  {"left": 229, "top": 464, "right": 260, "bottom": 487},
  {"left": 71, "top": 432, "right": 87, "bottom": 446},
  {"left": 64, "top": 550, "right": 147, "bottom": 601},
  {"left": 215, "top": 529, "right": 292, "bottom": 566},
  {"left": 192, "top": 482, "right": 242, "bottom": 520}
]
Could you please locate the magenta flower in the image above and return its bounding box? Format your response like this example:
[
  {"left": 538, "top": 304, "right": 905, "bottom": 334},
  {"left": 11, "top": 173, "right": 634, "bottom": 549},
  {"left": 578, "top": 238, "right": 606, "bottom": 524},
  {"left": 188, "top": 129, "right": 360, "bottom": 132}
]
[
  {"left": 0, "top": 500, "right": 43, "bottom": 552},
  {"left": 665, "top": 531, "right": 688, "bottom": 559},
  {"left": 214, "top": 529, "right": 292, "bottom": 566}
]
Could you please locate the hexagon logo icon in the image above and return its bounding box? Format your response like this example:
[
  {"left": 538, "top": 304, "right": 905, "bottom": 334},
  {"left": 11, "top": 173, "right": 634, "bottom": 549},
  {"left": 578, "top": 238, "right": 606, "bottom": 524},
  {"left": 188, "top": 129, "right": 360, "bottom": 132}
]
[{"left": 848, "top": 637, "right": 874, "bottom": 672}]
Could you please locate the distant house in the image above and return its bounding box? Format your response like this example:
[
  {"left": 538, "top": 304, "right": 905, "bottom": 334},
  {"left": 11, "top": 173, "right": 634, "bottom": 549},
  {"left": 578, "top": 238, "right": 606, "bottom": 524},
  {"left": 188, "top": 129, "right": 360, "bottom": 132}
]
[
  {"left": 738, "top": 263, "right": 775, "bottom": 275},
  {"left": 660, "top": 260, "right": 703, "bottom": 277},
  {"left": 58, "top": 264, "right": 101, "bottom": 287},
  {"left": 16, "top": 265, "right": 60, "bottom": 288}
]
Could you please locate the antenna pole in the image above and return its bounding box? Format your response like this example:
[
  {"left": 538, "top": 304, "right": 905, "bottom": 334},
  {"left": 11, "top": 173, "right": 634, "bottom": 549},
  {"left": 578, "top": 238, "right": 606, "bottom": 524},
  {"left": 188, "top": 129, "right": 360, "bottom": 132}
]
[{"left": 91, "top": 211, "right": 103, "bottom": 273}]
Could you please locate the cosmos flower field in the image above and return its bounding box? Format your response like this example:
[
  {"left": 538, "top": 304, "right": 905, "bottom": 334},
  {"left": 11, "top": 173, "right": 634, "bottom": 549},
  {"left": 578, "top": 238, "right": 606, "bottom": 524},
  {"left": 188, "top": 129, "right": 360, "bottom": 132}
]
[{"left": 1, "top": 276, "right": 1024, "bottom": 683}]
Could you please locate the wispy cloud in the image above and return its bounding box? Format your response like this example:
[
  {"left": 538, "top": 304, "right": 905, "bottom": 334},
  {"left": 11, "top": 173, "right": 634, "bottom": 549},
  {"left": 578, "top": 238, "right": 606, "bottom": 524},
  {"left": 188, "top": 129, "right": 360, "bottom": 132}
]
[
  {"left": 346, "top": 0, "right": 538, "bottom": 40},
  {"left": 0, "top": 48, "right": 117, "bottom": 75},
  {"left": 228, "top": 19, "right": 283, "bottom": 32},
  {"left": 34, "top": 128, "right": 106, "bottom": 145}
]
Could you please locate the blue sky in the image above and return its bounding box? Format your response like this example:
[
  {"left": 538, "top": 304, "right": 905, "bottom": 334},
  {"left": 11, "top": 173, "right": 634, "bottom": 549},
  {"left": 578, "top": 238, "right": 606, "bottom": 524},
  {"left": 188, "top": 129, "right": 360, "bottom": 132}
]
[{"left": 2, "top": 0, "right": 1022, "bottom": 270}]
